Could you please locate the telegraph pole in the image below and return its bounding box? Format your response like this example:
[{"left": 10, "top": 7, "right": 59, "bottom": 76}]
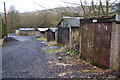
[{"left": 4, "top": 2, "right": 8, "bottom": 39}]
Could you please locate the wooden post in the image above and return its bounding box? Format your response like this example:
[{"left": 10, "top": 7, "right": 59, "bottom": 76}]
[{"left": 4, "top": 2, "right": 7, "bottom": 39}]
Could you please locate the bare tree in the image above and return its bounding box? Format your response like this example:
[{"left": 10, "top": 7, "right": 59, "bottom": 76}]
[
  {"left": 7, "top": 5, "right": 20, "bottom": 32},
  {"left": 59, "top": 0, "right": 118, "bottom": 17}
]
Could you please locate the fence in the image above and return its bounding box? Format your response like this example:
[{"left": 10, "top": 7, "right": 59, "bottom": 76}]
[
  {"left": 0, "top": 17, "right": 7, "bottom": 39},
  {"left": 80, "top": 16, "right": 120, "bottom": 69}
]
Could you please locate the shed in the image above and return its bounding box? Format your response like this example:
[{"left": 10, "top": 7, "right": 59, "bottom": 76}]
[
  {"left": 37, "top": 28, "right": 48, "bottom": 38},
  {"left": 19, "top": 28, "right": 36, "bottom": 36},
  {"left": 56, "top": 16, "right": 81, "bottom": 45},
  {"left": 46, "top": 28, "right": 58, "bottom": 42}
]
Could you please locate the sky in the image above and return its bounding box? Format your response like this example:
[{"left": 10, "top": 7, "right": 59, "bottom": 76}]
[{"left": 0, "top": 0, "right": 118, "bottom": 13}]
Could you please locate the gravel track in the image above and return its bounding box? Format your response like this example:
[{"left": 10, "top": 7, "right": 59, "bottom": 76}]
[
  {"left": 2, "top": 34, "right": 50, "bottom": 78},
  {"left": 2, "top": 34, "right": 117, "bottom": 78}
]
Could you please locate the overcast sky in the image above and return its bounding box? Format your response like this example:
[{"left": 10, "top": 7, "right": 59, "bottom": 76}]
[{"left": 0, "top": 0, "right": 118, "bottom": 13}]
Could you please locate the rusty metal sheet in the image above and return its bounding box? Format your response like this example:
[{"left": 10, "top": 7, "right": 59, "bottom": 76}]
[
  {"left": 81, "top": 22, "right": 112, "bottom": 68},
  {"left": 81, "top": 23, "right": 95, "bottom": 62},
  {"left": 94, "top": 23, "right": 112, "bottom": 68}
]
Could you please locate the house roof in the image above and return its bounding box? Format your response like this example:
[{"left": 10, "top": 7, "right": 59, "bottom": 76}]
[
  {"left": 49, "top": 28, "right": 58, "bottom": 32},
  {"left": 37, "top": 28, "right": 48, "bottom": 32},
  {"left": 19, "top": 28, "right": 35, "bottom": 31}
]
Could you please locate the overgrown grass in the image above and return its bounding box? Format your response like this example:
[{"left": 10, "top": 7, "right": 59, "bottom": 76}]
[
  {"left": 47, "top": 42, "right": 63, "bottom": 47},
  {"left": 66, "top": 42, "right": 79, "bottom": 57},
  {"left": 36, "top": 38, "right": 47, "bottom": 41}
]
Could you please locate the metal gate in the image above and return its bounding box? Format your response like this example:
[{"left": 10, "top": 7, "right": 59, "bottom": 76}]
[{"left": 58, "top": 27, "right": 69, "bottom": 45}]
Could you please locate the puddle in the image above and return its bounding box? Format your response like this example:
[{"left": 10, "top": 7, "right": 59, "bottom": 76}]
[
  {"left": 49, "top": 46, "right": 60, "bottom": 49},
  {"left": 41, "top": 47, "right": 49, "bottom": 50},
  {"left": 42, "top": 46, "right": 60, "bottom": 50}
]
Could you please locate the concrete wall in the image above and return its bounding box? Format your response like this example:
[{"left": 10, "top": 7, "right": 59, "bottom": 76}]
[
  {"left": 110, "top": 22, "right": 120, "bottom": 75},
  {"left": 119, "top": 24, "right": 120, "bottom": 75}
]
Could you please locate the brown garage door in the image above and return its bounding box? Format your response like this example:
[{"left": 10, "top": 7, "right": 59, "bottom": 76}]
[
  {"left": 58, "top": 27, "right": 70, "bottom": 45},
  {"left": 81, "top": 22, "right": 112, "bottom": 68},
  {"left": 94, "top": 23, "right": 112, "bottom": 68}
]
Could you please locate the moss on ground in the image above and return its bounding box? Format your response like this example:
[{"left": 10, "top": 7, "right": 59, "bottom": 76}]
[{"left": 36, "top": 38, "right": 47, "bottom": 42}]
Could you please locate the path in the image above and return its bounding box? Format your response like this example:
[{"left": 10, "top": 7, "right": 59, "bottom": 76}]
[{"left": 2, "top": 33, "right": 117, "bottom": 78}]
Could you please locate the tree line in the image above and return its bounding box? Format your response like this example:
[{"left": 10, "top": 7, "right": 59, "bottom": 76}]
[{"left": 6, "top": 1, "right": 120, "bottom": 33}]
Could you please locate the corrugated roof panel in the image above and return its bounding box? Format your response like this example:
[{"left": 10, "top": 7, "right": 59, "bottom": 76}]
[
  {"left": 19, "top": 28, "right": 35, "bottom": 31},
  {"left": 49, "top": 28, "right": 58, "bottom": 32},
  {"left": 37, "top": 28, "right": 48, "bottom": 31}
]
